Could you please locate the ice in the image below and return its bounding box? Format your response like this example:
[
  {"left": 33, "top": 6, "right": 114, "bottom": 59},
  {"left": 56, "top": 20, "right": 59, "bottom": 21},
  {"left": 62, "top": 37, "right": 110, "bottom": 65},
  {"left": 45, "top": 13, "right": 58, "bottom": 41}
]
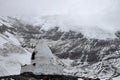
[{"left": 0, "top": 33, "right": 31, "bottom": 76}]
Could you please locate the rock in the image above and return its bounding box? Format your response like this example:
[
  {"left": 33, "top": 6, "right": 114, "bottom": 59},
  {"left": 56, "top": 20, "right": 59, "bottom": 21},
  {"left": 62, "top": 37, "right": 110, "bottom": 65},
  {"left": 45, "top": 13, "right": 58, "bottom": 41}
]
[{"left": 21, "top": 39, "right": 63, "bottom": 75}]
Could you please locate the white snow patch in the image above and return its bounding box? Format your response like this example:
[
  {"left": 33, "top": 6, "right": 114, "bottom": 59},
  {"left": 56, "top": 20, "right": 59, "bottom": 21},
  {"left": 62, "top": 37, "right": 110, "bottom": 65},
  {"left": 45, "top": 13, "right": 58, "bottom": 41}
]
[
  {"left": 0, "top": 49, "right": 31, "bottom": 76},
  {"left": 0, "top": 33, "right": 31, "bottom": 76},
  {"left": 60, "top": 58, "right": 74, "bottom": 66},
  {"left": 113, "top": 76, "right": 120, "bottom": 80},
  {"left": 0, "top": 17, "right": 13, "bottom": 27},
  {"left": 0, "top": 23, "right": 2, "bottom": 26},
  {"left": 4, "top": 32, "right": 21, "bottom": 45},
  {"left": 0, "top": 35, "right": 7, "bottom": 47},
  {"left": 78, "top": 78, "right": 83, "bottom": 80}
]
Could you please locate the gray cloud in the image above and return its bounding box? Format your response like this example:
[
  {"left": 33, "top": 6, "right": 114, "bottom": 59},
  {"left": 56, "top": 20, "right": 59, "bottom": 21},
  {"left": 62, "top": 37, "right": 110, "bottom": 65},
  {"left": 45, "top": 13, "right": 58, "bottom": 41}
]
[
  {"left": 0, "top": 0, "right": 120, "bottom": 39},
  {"left": 0, "top": 0, "right": 68, "bottom": 16}
]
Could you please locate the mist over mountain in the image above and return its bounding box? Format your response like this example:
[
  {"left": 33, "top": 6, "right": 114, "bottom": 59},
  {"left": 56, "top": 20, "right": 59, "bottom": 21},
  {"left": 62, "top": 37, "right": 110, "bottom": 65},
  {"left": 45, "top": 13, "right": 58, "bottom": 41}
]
[
  {"left": 11, "top": 15, "right": 118, "bottom": 39},
  {"left": 0, "top": 0, "right": 120, "bottom": 40},
  {"left": 0, "top": 0, "right": 120, "bottom": 80}
]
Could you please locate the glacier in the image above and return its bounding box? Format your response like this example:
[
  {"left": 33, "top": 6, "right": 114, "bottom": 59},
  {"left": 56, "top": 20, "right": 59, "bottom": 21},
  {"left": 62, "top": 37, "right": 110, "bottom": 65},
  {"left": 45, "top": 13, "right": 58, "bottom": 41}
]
[{"left": 0, "top": 23, "right": 31, "bottom": 76}]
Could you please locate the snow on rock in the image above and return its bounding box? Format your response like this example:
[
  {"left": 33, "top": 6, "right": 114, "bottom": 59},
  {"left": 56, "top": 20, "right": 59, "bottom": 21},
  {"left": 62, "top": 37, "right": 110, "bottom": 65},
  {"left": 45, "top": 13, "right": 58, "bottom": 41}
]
[
  {"left": 0, "top": 31, "right": 20, "bottom": 47},
  {"left": 78, "top": 78, "right": 83, "bottom": 80},
  {"left": 21, "top": 39, "right": 63, "bottom": 75},
  {"left": 0, "top": 23, "right": 2, "bottom": 26},
  {"left": 0, "top": 35, "right": 7, "bottom": 48},
  {"left": 62, "top": 58, "right": 120, "bottom": 80},
  {"left": 4, "top": 32, "right": 21, "bottom": 45},
  {"left": 0, "top": 33, "right": 31, "bottom": 76},
  {"left": 59, "top": 58, "right": 74, "bottom": 67},
  {"left": 0, "top": 17, "right": 13, "bottom": 28}
]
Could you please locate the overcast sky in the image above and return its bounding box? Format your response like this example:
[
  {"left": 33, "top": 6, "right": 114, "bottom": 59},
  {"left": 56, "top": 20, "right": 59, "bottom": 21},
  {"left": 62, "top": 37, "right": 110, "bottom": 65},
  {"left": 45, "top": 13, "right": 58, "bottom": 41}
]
[
  {"left": 0, "top": 0, "right": 68, "bottom": 16},
  {"left": 0, "top": 0, "right": 119, "bottom": 16},
  {"left": 0, "top": 0, "right": 120, "bottom": 39}
]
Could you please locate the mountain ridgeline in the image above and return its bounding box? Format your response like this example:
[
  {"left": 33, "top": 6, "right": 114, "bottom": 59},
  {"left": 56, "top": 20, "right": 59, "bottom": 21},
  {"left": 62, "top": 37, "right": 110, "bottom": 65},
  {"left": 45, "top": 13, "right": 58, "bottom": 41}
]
[
  {"left": 14, "top": 24, "right": 120, "bottom": 64},
  {"left": 0, "top": 17, "right": 120, "bottom": 79}
]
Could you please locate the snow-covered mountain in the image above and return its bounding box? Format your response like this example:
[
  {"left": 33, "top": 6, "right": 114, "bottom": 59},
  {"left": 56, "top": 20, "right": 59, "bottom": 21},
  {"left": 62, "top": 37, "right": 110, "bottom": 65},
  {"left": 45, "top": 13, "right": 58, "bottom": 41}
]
[
  {"left": 0, "top": 17, "right": 31, "bottom": 76},
  {"left": 0, "top": 16, "right": 120, "bottom": 80}
]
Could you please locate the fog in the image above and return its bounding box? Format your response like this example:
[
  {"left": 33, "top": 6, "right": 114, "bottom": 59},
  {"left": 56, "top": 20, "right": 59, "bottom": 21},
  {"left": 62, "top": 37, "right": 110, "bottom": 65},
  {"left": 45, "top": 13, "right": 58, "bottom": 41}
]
[{"left": 0, "top": 0, "right": 120, "bottom": 39}]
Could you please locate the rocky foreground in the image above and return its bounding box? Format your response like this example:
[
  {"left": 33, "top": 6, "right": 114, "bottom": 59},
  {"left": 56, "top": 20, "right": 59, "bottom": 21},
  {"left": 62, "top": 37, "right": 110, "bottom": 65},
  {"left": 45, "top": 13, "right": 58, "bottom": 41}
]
[{"left": 0, "top": 72, "right": 100, "bottom": 80}]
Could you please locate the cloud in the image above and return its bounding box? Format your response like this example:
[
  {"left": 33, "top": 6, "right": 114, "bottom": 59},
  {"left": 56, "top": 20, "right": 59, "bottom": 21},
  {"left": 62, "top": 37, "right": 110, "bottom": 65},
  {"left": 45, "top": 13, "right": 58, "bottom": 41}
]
[
  {"left": 0, "top": 0, "right": 120, "bottom": 39},
  {"left": 0, "top": 0, "right": 68, "bottom": 16}
]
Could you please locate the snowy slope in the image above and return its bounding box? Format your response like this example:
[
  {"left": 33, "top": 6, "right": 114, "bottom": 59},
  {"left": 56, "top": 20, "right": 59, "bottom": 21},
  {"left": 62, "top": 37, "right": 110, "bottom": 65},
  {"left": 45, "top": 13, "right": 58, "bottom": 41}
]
[
  {"left": 0, "top": 17, "right": 31, "bottom": 76},
  {"left": 113, "top": 76, "right": 120, "bottom": 80},
  {"left": 0, "top": 17, "right": 13, "bottom": 28},
  {"left": 0, "top": 33, "right": 31, "bottom": 76}
]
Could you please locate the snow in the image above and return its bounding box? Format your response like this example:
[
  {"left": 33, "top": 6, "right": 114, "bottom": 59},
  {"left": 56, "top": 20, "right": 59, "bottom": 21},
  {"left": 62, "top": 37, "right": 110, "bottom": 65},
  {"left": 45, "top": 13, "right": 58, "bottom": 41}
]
[
  {"left": 34, "top": 39, "right": 56, "bottom": 64},
  {"left": 25, "top": 16, "right": 117, "bottom": 39},
  {"left": 78, "top": 78, "right": 83, "bottom": 80},
  {"left": 0, "top": 33, "right": 31, "bottom": 76},
  {"left": 0, "top": 17, "right": 13, "bottom": 27},
  {"left": 0, "top": 16, "right": 119, "bottom": 79},
  {"left": 0, "top": 46, "right": 31, "bottom": 76},
  {"left": 4, "top": 32, "right": 21, "bottom": 45},
  {"left": 113, "top": 76, "right": 120, "bottom": 80},
  {"left": 0, "top": 61, "right": 21, "bottom": 76},
  {"left": 62, "top": 58, "right": 120, "bottom": 80},
  {"left": 0, "top": 23, "right": 2, "bottom": 26},
  {"left": 8, "top": 53, "right": 31, "bottom": 66},
  {"left": 0, "top": 35, "right": 7, "bottom": 47},
  {"left": 21, "top": 39, "right": 63, "bottom": 75},
  {"left": 60, "top": 58, "right": 74, "bottom": 66},
  {"left": 0, "top": 31, "right": 21, "bottom": 47},
  {"left": 0, "top": 47, "right": 31, "bottom": 76},
  {"left": 63, "top": 68, "right": 78, "bottom": 75}
]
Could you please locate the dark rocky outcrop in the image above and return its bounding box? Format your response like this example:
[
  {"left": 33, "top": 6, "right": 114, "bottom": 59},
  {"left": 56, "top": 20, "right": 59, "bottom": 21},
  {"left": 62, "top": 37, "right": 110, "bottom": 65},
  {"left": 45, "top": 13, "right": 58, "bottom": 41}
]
[
  {"left": 0, "top": 72, "right": 78, "bottom": 80},
  {"left": 0, "top": 72, "right": 101, "bottom": 80}
]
